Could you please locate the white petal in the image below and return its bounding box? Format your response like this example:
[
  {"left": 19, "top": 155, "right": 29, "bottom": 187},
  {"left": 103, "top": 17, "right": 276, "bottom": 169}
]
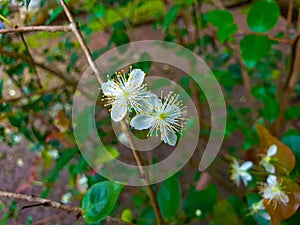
[
  {"left": 240, "top": 161, "right": 253, "bottom": 171},
  {"left": 280, "top": 193, "right": 289, "bottom": 204},
  {"left": 161, "top": 126, "right": 177, "bottom": 146},
  {"left": 126, "top": 69, "right": 145, "bottom": 89},
  {"left": 102, "top": 81, "right": 122, "bottom": 95},
  {"left": 267, "top": 175, "right": 277, "bottom": 186},
  {"left": 139, "top": 93, "right": 161, "bottom": 113},
  {"left": 267, "top": 144, "right": 277, "bottom": 156},
  {"left": 259, "top": 211, "right": 271, "bottom": 220},
  {"left": 111, "top": 99, "right": 127, "bottom": 122},
  {"left": 263, "top": 162, "right": 275, "bottom": 174},
  {"left": 130, "top": 114, "right": 155, "bottom": 130},
  {"left": 241, "top": 172, "right": 252, "bottom": 186}
]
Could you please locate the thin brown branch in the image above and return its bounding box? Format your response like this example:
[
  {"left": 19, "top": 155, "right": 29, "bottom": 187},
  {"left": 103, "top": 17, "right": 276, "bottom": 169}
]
[
  {"left": 58, "top": 1, "right": 166, "bottom": 224},
  {"left": 58, "top": 0, "right": 103, "bottom": 85},
  {"left": 0, "top": 191, "right": 133, "bottom": 225},
  {"left": 0, "top": 191, "right": 82, "bottom": 216},
  {"left": 120, "top": 121, "right": 165, "bottom": 225},
  {"left": 0, "top": 25, "right": 72, "bottom": 34},
  {"left": 273, "top": 34, "right": 300, "bottom": 137},
  {"left": 19, "top": 32, "right": 43, "bottom": 88},
  {"left": 285, "top": 0, "right": 294, "bottom": 38}
]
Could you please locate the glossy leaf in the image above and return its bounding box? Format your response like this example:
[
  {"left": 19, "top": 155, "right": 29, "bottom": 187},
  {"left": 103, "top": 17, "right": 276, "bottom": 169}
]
[
  {"left": 157, "top": 176, "right": 181, "bottom": 220},
  {"left": 247, "top": 0, "right": 280, "bottom": 33},
  {"left": 282, "top": 130, "right": 300, "bottom": 171},
  {"left": 208, "top": 10, "right": 238, "bottom": 42},
  {"left": 262, "top": 99, "right": 280, "bottom": 122},
  {"left": 137, "top": 208, "right": 156, "bottom": 225},
  {"left": 256, "top": 124, "right": 296, "bottom": 174},
  {"left": 183, "top": 184, "right": 218, "bottom": 218},
  {"left": 163, "top": 5, "right": 180, "bottom": 30},
  {"left": 240, "top": 34, "right": 272, "bottom": 67},
  {"left": 82, "top": 181, "right": 124, "bottom": 223}
]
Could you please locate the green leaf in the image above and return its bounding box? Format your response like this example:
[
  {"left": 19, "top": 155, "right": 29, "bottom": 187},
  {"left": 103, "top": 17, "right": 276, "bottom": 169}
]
[
  {"left": 0, "top": 80, "right": 3, "bottom": 98},
  {"left": 213, "top": 199, "right": 240, "bottom": 225},
  {"left": 163, "top": 5, "right": 180, "bottom": 30},
  {"left": 24, "top": 0, "right": 31, "bottom": 9},
  {"left": 285, "top": 105, "right": 300, "bottom": 120},
  {"left": 282, "top": 130, "right": 300, "bottom": 171},
  {"left": 262, "top": 98, "right": 280, "bottom": 122},
  {"left": 137, "top": 208, "right": 156, "bottom": 225},
  {"left": 183, "top": 183, "right": 218, "bottom": 218},
  {"left": 247, "top": 0, "right": 280, "bottom": 33},
  {"left": 240, "top": 34, "right": 272, "bottom": 67},
  {"left": 157, "top": 176, "right": 181, "bottom": 220},
  {"left": 121, "top": 209, "right": 134, "bottom": 223},
  {"left": 75, "top": 107, "right": 93, "bottom": 145},
  {"left": 82, "top": 181, "right": 124, "bottom": 223},
  {"left": 45, "top": 148, "right": 78, "bottom": 184},
  {"left": 208, "top": 10, "right": 237, "bottom": 43},
  {"left": 208, "top": 10, "right": 234, "bottom": 27}
]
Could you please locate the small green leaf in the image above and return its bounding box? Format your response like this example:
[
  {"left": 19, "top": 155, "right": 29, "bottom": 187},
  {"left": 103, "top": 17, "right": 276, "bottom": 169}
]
[
  {"left": 137, "top": 208, "right": 156, "bottom": 225},
  {"left": 208, "top": 10, "right": 237, "bottom": 42},
  {"left": 82, "top": 181, "right": 124, "bottom": 223},
  {"left": 282, "top": 130, "right": 300, "bottom": 171},
  {"left": 262, "top": 98, "right": 280, "bottom": 122},
  {"left": 247, "top": 0, "right": 280, "bottom": 33},
  {"left": 157, "top": 176, "right": 181, "bottom": 220},
  {"left": 240, "top": 34, "right": 272, "bottom": 67},
  {"left": 24, "top": 0, "right": 32, "bottom": 9},
  {"left": 208, "top": 10, "right": 234, "bottom": 27},
  {"left": 121, "top": 209, "right": 134, "bottom": 223},
  {"left": 163, "top": 5, "right": 180, "bottom": 30},
  {"left": 285, "top": 105, "right": 300, "bottom": 120},
  {"left": 0, "top": 80, "right": 3, "bottom": 98},
  {"left": 74, "top": 107, "right": 93, "bottom": 145}
]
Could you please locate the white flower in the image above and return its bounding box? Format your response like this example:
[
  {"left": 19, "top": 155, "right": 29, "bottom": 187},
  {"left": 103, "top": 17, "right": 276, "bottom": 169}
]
[
  {"left": 48, "top": 149, "right": 59, "bottom": 159},
  {"left": 260, "top": 144, "right": 277, "bottom": 173},
  {"left": 249, "top": 200, "right": 270, "bottom": 221},
  {"left": 102, "top": 68, "right": 150, "bottom": 122},
  {"left": 130, "top": 92, "right": 186, "bottom": 146},
  {"left": 61, "top": 192, "right": 72, "bottom": 205},
  {"left": 260, "top": 175, "right": 289, "bottom": 207},
  {"left": 230, "top": 158, "right": 253, "bottom": 186}
]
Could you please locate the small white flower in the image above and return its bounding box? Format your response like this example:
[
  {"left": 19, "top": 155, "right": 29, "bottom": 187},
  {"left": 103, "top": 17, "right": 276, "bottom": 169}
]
[
  {"left": 230, "top": 158, "right": 253, "bottom": 186},
  {"left": 61, "top": 192, "right": 72, "bottom": 205},
  {"left": 260, "top": 175, "right": 289, "bottom": 208},
  {"left": 249, "top": 200, "right": 270, "bottom": 221},
  {"left": 130, "top": 92, "right": 186, "bottom": 146},
  {"left": 48, "top": 149, "right": 59, "bottom": 160},
  {"left": 260, "top": 144, "right": 277, "bottom": 173},
  {"left": 102, "top": 68, "right": 150, "bottom": 122},
  {"left": 78, "top": 175, "right": 89, "bottom": 193}
]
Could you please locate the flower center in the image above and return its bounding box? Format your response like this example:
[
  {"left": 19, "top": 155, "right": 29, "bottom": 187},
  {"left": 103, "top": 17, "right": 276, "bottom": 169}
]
[{"left": 160, "top": 113, "right": 168, "bottom": 120}]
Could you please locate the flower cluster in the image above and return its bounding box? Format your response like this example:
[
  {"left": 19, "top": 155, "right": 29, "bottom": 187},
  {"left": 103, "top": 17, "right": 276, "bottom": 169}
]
[
  {"left": 230, "top": 144, "right": 290, "bottom": 220},
  {"left": 101, "top": 68, "right": 186, "bottom": 146}
]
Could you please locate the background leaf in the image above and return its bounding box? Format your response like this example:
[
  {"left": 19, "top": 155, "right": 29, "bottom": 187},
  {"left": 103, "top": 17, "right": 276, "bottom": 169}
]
[
  {"left": 247, "top": 0, "right": 280, "bottom": 33},
  {"left": 82, "top": 181, "right": 124, "bottom": 223},
  {"left": 157, "top": 175, "right": 181, "bottom": 220}
]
